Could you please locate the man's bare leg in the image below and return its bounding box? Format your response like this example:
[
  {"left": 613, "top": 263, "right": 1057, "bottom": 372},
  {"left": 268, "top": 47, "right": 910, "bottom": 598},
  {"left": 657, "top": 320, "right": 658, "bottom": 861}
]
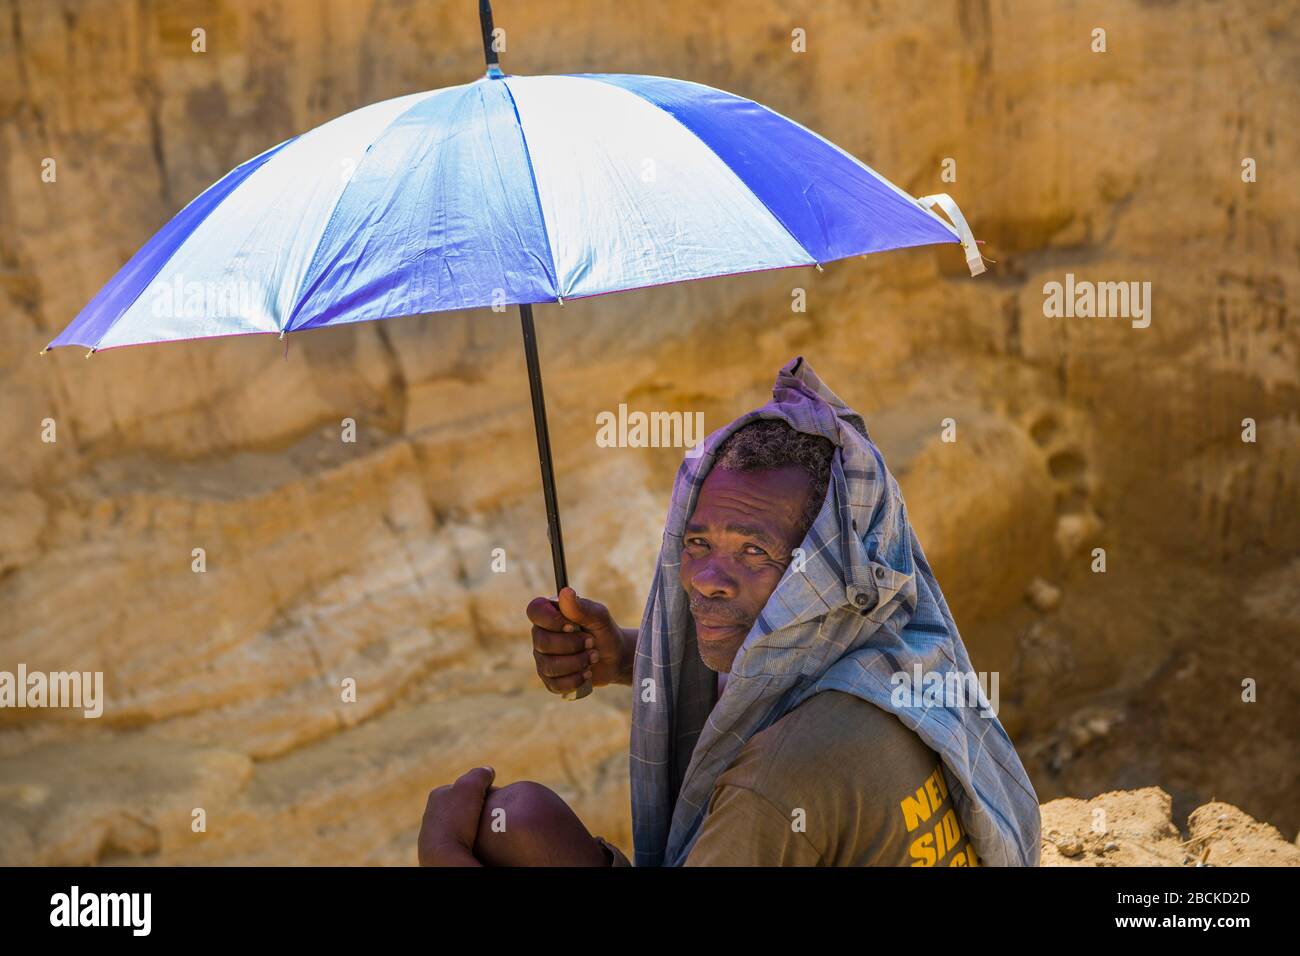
[{"left": 472, "top": 781, "right": 610, "bottom": 866}]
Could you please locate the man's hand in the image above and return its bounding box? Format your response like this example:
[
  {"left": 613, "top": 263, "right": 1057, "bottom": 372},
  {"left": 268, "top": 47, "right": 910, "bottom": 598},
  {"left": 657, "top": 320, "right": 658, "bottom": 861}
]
[
  {"left": 527, "top": 587, "right": 635, "bottom": 694},
  {"left": 418, "top": 766, "right": 496, "bottom": 866}
]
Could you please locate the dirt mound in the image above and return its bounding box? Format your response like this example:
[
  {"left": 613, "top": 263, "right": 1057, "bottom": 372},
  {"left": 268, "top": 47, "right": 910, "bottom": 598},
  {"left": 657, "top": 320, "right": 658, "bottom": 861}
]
[{"left": 1041, "top": 787, "right": 1300, "bottom": 867}]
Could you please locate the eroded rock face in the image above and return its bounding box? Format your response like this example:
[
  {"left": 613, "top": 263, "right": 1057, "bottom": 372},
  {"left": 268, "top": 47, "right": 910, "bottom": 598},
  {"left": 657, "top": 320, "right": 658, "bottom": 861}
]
[{"left": 1, "top": 1, "right": 1296, "bottom": 864}]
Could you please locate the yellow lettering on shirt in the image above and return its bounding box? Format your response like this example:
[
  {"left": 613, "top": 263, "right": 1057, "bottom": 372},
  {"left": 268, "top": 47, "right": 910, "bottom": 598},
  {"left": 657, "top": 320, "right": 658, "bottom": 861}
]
[
  {"left": 900, "top": 765, "right": 979, "bottom": 867},
  {"left": 909, "top": 832, "right": 937, "bottom": 866},
  {"left": 899, "top": 765, "right": 945, "bottom": 831},
  {"left": 924, "top": 775, "right": 945, "bottom": 813}
]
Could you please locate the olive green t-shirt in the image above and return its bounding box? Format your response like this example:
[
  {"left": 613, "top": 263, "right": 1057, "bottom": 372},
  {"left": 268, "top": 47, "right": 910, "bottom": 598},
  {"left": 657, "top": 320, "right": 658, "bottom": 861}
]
[{"left": 600, "top": 690, "right": 980, "bottom": 867}]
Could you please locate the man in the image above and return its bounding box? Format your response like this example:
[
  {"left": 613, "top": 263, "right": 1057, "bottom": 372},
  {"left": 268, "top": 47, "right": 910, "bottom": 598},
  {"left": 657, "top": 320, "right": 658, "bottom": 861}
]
[{"left": 419, "top": 357, "right": 1042, "bottom": 867}]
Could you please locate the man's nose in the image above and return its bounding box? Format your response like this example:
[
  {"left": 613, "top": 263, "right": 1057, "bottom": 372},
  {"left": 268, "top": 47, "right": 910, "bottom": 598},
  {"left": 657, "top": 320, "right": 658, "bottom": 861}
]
[{"left": 691, "top": 556, "right": 739, "bottom": 599}]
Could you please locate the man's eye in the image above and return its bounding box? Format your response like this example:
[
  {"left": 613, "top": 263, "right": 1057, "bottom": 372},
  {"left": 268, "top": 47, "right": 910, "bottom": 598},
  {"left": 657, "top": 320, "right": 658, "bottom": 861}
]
[
  {"left": 686, "top": 538, "right": 708, "bottom": 549},
  {"left": 744, "top": 545, "right": 768, "bottom": 556}
]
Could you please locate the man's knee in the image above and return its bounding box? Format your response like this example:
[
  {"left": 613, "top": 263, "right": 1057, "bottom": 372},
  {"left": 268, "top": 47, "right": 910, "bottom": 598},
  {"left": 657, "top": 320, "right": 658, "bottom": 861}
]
[
  {"left": 474, "top": 780, "right": 603, "bottom": 866},
  {"left": 475, "top": 781, "right": 562, "bottom": 863},
  {"left": 484, "top": 781, "right": 565, "bottom": 835}
]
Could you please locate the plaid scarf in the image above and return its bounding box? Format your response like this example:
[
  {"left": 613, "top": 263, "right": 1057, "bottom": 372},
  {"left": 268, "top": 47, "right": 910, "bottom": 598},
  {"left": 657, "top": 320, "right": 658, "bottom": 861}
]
[{"left": 628, "top": 356, "right": 1042, "bottom": 866}]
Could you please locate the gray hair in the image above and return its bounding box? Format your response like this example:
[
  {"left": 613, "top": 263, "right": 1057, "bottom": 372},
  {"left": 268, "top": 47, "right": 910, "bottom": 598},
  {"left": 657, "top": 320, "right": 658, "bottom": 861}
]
[{"left": 713, "top": 419, "right": 835, "bottom": 540}]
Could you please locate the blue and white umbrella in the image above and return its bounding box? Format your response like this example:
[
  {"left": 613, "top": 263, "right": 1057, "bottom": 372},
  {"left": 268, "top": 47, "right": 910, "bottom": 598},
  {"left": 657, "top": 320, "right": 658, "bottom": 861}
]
[{"left": 46, "top": 1, "right": 985, "bottom": 698}]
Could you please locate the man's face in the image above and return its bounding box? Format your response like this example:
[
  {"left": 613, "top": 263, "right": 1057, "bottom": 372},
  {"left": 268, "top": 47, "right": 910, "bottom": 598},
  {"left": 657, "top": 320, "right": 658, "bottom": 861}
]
[{"left": 679, "top": 464, "right": 816, "bottom": 673}]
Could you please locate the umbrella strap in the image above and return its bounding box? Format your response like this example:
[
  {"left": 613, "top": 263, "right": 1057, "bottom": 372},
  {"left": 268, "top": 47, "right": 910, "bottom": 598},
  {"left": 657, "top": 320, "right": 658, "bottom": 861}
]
[{"left": 916, "top": 193, "right": 986, "bottom": 277}]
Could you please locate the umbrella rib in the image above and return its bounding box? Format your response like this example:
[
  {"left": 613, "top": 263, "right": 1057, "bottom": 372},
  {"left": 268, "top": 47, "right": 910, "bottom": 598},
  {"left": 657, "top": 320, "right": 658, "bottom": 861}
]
[
  {"left": 577, "top": 75, "right": 820, "bottom": 271},
  {"left": 758, "top": 97, "right": 966, "bottom": 248},
  {"left": 283, "top": 86, "right": 465, "bottom": 333},
  {"left": 499, "top": 78, "right": 562, "bottom": 302},
  {"left": 579, "top": 74, "right": 972, "bottom": 272},
  {"left": 49, "top": 134, "right": 300, "bottom": 351}
]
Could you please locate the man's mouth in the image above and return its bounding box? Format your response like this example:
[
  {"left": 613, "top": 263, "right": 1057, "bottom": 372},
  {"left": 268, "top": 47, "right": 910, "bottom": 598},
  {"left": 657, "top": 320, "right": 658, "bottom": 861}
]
[
  {"left": 695, "top": 623, "right": 746, "bottom": 644},
  {"left": 691, "top": 610, "right": 750, "bottom": 642}
]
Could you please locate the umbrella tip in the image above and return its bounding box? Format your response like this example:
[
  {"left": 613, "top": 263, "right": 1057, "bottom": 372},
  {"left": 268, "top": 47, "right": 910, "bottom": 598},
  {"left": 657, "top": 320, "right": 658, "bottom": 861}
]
[
  {"left": 815, "top": 263, "right": 824, "bottom": 273},
  {"left": 84, "top": 348, "right": 96, "bottom": 359},
  {"left": 39, "top": 346, "right": 49, "bottom": 356},
  {"left": 279, "top": 330, "right": 286, "bottom": 340},
  {"left": 556, "top": 295, "right": 564, "bottom": 306},
  {"left": 479, "top": 0, "right": 502, "bottom": 75}
]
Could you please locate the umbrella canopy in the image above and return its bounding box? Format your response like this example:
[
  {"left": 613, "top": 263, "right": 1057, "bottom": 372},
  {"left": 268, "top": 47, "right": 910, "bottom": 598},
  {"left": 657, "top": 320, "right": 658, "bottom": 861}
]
[
  {"left": 44, "top": 1, "right": 986, "bottom": 700},
  {"left": 46, "top": 74, "right": 981, "bottom": 354}
]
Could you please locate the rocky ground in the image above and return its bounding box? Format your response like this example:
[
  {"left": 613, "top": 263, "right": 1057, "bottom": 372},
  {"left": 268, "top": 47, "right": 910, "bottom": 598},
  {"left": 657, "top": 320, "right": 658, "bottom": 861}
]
[{"left": 1041, "top": 787, "right": 1300, "bottom": 867}]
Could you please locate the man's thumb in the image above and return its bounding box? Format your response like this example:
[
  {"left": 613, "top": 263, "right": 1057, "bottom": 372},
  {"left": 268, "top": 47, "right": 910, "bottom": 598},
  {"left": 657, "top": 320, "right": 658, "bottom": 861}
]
[{"left": 557, "top": 587, "right": 605, "bottom": 629}]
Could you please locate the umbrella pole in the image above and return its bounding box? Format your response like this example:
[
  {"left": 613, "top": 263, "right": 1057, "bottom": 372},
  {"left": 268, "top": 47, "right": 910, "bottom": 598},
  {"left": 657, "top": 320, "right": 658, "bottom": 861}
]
[{"left": 519, "top": 304, "right": 591, "bottom": 701}]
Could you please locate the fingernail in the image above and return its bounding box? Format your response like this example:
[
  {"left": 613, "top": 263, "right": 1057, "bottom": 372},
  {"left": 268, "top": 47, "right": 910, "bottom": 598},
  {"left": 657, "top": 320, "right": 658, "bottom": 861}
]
[
  {"left": 584, "top": 637, "right": 594, "bottom": 649},
  {"left": 590, "top": 651, "right": 600, "bottom": 663},
  {"left": 563, "top": 624, "right": 576, "bottom": 632},
  {"left": 481, "top": 765, "right": 494, "bottom": 776},
  {"left": 582, "top": 670, "right": 592, "bottom": 680}
]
